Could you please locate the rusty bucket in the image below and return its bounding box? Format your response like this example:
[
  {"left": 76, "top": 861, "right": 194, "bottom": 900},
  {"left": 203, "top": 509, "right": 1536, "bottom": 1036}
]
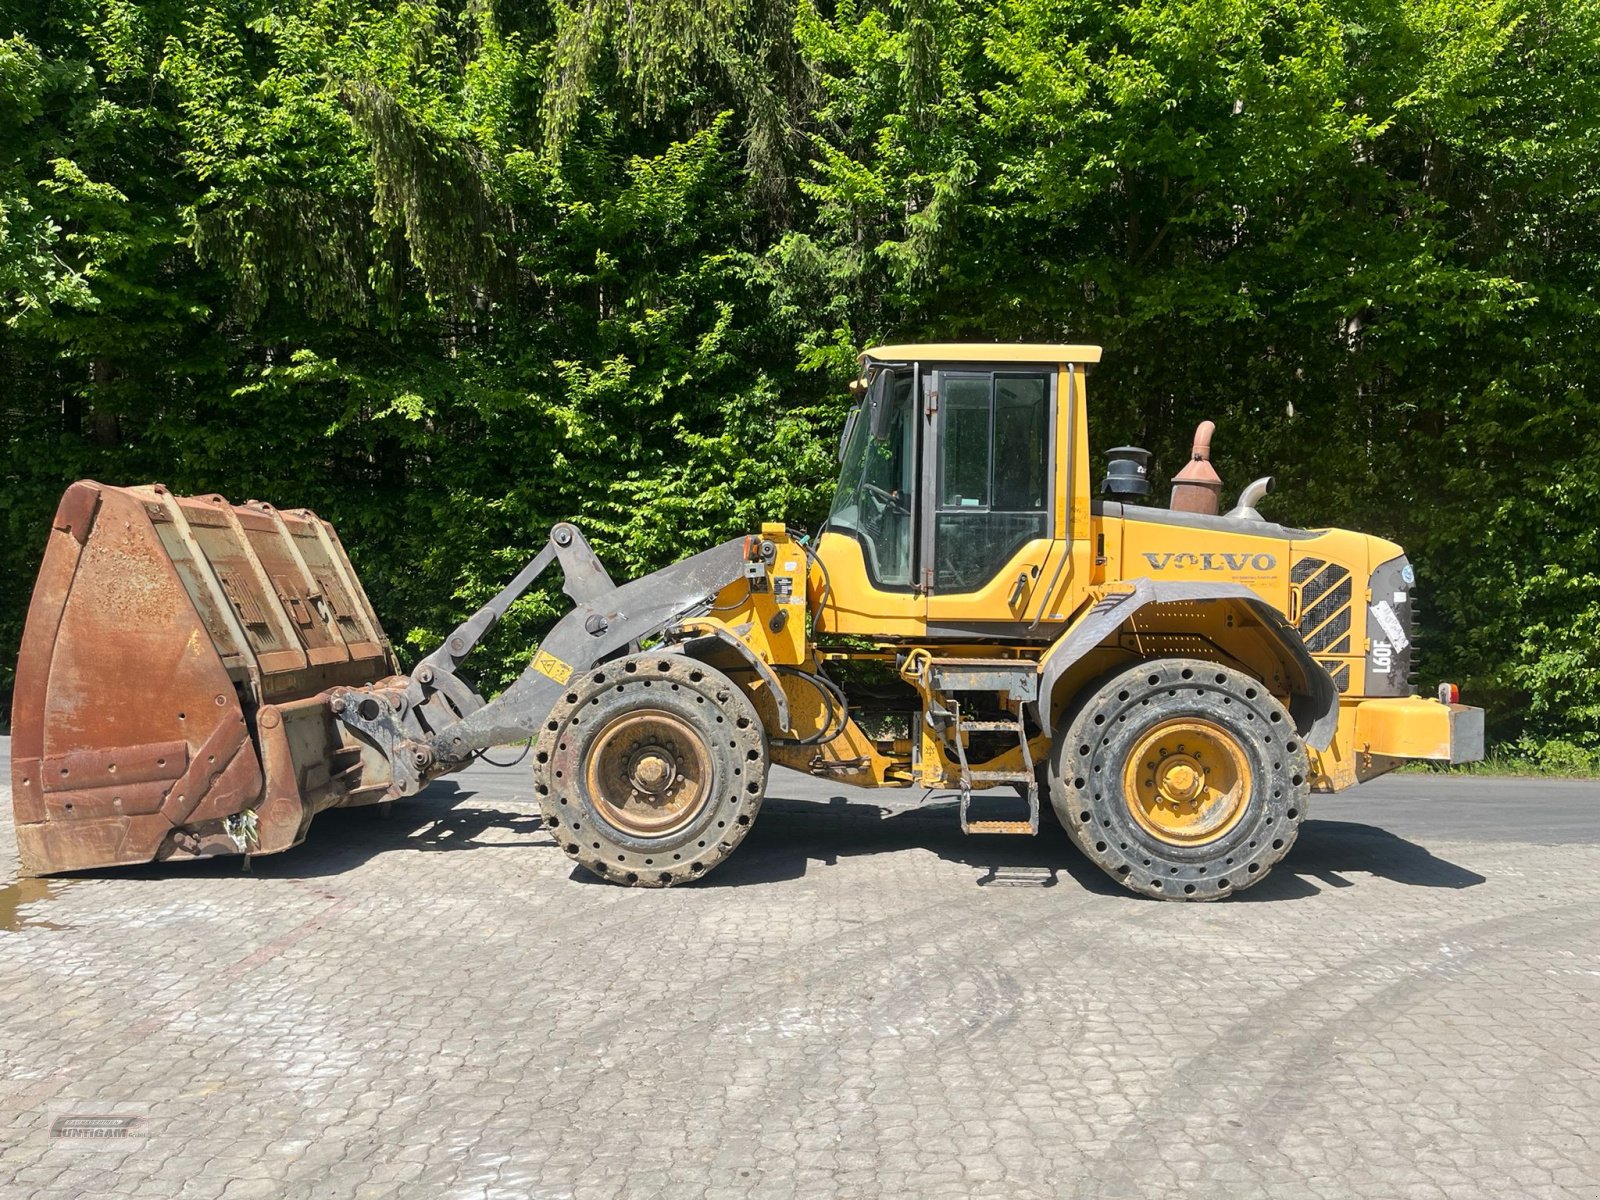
[{"left": 10, "top": 482, "right": 400, "bottom": 874}]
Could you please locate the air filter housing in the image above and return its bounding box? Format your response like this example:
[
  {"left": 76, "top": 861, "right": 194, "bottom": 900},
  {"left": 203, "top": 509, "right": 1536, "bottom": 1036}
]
[{"left": 1101, "top": 446, "right": 1153, "bottom": 499}]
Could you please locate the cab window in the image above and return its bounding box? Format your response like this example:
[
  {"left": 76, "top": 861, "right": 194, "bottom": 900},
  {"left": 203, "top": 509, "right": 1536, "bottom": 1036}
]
[
  {"left": 828, "top": 369, "right": 917, "bottom": 587},
  {"left": 934, "top": 372, "right": 1050, "bottom": 592}
]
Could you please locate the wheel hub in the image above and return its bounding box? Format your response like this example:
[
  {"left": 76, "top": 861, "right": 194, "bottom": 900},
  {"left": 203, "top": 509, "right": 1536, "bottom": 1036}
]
[
  {"left": 1123, "top": 719, "right": 1251, "bottom": 846},
  {"left": 585, "top": 709, "right": 712, "bottom": 837},
  {"left": 627, "top": 750, "right": 677, "bottom": 794},
  {"left": 1156, "top": 757, "right": 1204, "bottom": 803}
]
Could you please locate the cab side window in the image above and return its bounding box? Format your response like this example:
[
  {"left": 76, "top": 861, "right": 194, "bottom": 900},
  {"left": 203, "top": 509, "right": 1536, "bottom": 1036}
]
[
  {"left": 828, "top": 369, "right": 918, "bottom": 587},
  {"left": 935, "top": 372, "right": 1051, "bottom": 592}
]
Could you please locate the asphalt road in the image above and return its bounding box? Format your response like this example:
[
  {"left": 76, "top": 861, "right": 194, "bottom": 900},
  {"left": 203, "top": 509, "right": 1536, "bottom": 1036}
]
[{"left": 2, "top": 737, "right": 1597, "bottom": 1199}]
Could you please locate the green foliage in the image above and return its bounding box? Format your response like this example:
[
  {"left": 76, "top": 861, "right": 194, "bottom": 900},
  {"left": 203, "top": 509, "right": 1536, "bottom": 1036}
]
[
  {"left": 1, "top": 0, "right": 1595, "bottom": 759},
  {"left": 0, "top": 33, "right": 98, "bottom": 319}
]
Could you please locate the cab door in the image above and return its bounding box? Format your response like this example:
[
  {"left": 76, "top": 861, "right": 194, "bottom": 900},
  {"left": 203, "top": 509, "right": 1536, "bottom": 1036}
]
[{"left": 923, "top": 367, "right": 1057, "bottom": 633}]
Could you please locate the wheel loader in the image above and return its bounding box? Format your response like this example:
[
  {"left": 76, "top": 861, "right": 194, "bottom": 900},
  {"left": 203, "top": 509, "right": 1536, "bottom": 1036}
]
[{"left": 10, "top": 343, "right": 1484, "bottom": 899}]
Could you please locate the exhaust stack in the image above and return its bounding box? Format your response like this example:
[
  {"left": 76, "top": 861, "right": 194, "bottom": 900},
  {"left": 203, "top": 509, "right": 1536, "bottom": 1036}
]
[
  {"left": 1226, "top": 476, "right": 1275, "bottom": 521},
  {"left": 1170, "top": 420, "right": 1223, "bottom": 515}
]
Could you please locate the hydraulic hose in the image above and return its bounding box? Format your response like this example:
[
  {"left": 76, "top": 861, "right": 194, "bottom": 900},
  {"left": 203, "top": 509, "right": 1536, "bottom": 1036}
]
[{"left": 769, "top": 664, "right": 850, "bottom": 747}]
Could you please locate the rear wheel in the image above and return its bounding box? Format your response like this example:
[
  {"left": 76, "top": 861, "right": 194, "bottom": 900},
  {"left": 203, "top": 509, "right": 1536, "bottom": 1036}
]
[
  {"left": 535, "top": 654, "right": 768, "bottom": 886},
  {"left": 1049, "top": 659, "right": 1310, "bottom": 900}
]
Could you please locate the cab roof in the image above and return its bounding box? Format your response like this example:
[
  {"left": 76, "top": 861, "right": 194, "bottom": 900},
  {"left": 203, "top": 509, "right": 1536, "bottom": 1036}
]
[{"left": 860, "top": 342, "right": 1103, "bottom": 365}]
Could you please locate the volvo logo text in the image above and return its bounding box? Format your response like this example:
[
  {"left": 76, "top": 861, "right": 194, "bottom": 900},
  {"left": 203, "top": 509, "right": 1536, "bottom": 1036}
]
[{"left": 1142, "top": 552, "right": 1277, "bottom": 571}]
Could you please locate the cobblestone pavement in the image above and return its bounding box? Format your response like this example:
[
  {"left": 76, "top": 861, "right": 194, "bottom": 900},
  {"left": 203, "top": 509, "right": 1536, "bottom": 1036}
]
[{"left": 2, "top": 740, "right": 1597, "bottom": 1200}]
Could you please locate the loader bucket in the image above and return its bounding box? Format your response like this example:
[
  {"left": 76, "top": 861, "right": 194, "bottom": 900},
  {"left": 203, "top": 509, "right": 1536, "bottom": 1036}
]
[{"left": 11, "top": 481, "right": 399, "bottom": 874}]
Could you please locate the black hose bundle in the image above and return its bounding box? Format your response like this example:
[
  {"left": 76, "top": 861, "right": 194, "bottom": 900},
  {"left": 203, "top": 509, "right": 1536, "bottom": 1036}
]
[{"left": 770, "top": 663, "right": 850, "bottom": 747}]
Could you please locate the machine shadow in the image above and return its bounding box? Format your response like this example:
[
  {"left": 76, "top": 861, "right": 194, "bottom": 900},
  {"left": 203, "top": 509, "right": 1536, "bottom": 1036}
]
[
  {"left": 687, "top": 795, "right": 1120, "bottom": 895},
  {"left": 673, "top": 794, "right": 1489, "bottom": 900},
  {"left": 55, "top": 782, "right": 556, "bottom": 883},
  {"left": 62, "top": 784, "right": 1485, "bottom": 901},
  {"left": 1244, "top": 817, "right": 1488, "bottom": 900}
]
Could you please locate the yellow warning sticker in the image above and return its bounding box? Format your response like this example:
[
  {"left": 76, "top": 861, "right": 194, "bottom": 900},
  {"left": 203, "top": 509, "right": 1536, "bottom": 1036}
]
[{"left": 533, "top": 649, "right": 573, "bottom": 685}]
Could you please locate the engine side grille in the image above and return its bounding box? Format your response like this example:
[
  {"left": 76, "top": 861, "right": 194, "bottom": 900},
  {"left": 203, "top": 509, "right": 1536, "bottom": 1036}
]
[{"left": 1292, "top": 557, "right": 1355, "bottom": 691}]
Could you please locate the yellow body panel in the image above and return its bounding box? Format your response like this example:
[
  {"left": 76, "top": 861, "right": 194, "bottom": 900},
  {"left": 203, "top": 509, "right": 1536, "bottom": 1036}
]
[
  {"left": 1355, "top": 697, "right": 1485, "bottom": 764},
  {"left": 1104, "top": 519, "right": 1292, "bottom": 607},
  {"left": 923, "top": 537, "right": 1055, "bottom": 625},
  {"left": 810, "top": 531, "right": 926, "bottom": 638},
  {"left": 687, "top": 525, "right": 808, "bottom": 666}
]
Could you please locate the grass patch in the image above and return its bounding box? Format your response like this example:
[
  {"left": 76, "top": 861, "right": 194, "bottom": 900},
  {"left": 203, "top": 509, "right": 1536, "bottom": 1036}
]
[{"left": 1400, "top": 745, "right": 1600, "bottom": 780}]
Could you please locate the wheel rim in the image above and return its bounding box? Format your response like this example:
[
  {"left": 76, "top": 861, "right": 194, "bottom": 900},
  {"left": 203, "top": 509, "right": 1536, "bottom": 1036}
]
[
  {"left": 584, "top": 708, "right": 714, "bottom": 837},
  {"left": 1122, "top": 718, "right": 1252, "bottom": 846}
]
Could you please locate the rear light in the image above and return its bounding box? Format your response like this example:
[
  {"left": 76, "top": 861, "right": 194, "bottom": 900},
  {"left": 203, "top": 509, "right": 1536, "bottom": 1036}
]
[{"left": 1437, "top": 682, "right": 1460, "bottom": 705}]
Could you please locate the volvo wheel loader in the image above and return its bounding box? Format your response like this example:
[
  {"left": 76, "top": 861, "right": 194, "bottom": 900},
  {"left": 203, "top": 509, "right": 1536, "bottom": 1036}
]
[{"left": 10, "top": 344, "right": 1484, "bottom": 899}]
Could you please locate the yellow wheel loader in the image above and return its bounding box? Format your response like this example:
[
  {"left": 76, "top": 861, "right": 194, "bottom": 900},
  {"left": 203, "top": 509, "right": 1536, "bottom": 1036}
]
[{"left": 10, "top": 344, "right": 1483, "bottom": 899}]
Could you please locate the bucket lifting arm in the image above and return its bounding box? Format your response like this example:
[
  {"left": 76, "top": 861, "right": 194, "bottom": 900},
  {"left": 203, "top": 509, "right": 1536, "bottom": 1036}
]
[
  {"left": 397, "top": 523, "right": 617, "bottom": 735},
  {"left": 332, "top": 528, "right": 751, "bottom": 796}
]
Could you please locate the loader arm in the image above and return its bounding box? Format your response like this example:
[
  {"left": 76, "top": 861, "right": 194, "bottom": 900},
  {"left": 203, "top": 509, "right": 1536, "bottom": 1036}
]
[
  {"left": 394, "top": 522, "right": 617, "bottom": 740},
  {"left": 332, "top": 533, "right": 751, "bottom": 796}
]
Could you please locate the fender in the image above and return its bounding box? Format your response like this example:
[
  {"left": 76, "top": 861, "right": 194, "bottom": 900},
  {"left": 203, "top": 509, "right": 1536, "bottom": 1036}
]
[
  {"left": 1032, "top": 579, "right": 1339, "bottom": 750},
  {"left": 671, "top": 622, "right": 793, "bottom": 735}
]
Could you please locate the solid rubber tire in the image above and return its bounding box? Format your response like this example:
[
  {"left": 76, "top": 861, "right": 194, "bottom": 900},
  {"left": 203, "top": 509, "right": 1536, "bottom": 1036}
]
[
  {"left": 534, "top": 653, "right": 768, "bottom": 887},
  {"left": 1048, "top": 658, "right": 1311, "bottom": 901}
]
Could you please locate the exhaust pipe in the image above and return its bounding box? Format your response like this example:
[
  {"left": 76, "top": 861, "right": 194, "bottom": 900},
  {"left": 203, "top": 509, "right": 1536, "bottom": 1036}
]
[{"left": 1226, "top": 476, "right": 1275, "bottom": 521}]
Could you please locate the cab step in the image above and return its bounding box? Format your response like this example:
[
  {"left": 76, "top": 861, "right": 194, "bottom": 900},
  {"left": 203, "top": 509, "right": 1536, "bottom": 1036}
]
[
  {"left": 965, "top": 819, "right": 1037, "bottom": 836},
  {"left": 948, "top": 698, "right": 1040, "bottom": 836}
]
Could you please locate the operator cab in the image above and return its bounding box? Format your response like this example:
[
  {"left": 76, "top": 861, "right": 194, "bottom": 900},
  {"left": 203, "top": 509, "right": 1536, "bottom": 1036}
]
[{"left": 819, "top": 343, "right": 1103, "bottom": 638}]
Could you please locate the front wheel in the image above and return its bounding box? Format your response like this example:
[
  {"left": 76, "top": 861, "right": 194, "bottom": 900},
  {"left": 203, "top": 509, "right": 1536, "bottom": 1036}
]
[
  {"left": 535, "top": 653, "right": 769, "bottom": 887},
  {"left": 1049, "top": 659, "right": 1310, "bottom": 900}
]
